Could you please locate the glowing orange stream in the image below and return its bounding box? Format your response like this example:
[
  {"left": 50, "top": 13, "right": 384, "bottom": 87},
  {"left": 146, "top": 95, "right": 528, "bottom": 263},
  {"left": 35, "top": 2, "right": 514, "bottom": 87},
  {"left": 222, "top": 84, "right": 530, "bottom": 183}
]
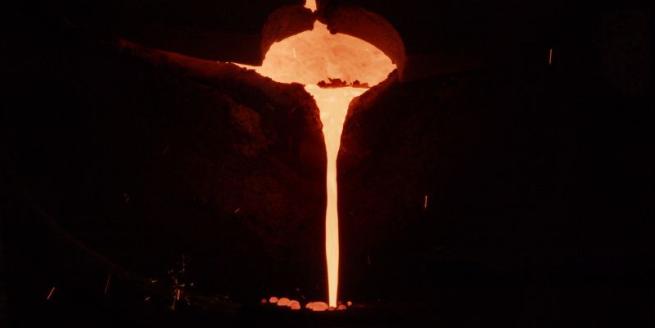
[
  {"left": 235, "top": 1, "right": 395, "bottom": 307},
  {"left": 306, "top": 85, "right": 366, "bottom": 307}
]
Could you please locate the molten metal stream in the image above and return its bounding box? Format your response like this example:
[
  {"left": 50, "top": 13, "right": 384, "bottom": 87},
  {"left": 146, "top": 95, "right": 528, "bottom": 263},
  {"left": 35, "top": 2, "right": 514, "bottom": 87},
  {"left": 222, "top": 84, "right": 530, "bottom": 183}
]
[
  {"left": 306, "top": 85, "right": 366, "bottom": 307},
  {"left": 234, "top": 1, "right": 394, "bottom": 307}
]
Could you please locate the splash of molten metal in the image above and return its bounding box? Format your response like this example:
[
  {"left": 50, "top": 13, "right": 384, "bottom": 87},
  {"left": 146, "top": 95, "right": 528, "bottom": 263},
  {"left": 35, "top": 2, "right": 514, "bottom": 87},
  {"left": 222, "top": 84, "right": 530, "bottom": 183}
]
[
  {"left": 236, "top": 2, "right": 395, "bottom": 307},
  {"left": 305, "top": 0, "right": 317, "bottom": 12}
]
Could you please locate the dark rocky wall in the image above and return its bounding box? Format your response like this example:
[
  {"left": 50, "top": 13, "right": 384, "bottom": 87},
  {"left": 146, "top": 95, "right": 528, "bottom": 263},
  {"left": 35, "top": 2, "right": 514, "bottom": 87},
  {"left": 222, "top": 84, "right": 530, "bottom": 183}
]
[
  {"left": 2, "top": 20, "right": 328, "bottom": 303},
  {"left": 335, "top": 53, "right": 652, "bottom": 328}
]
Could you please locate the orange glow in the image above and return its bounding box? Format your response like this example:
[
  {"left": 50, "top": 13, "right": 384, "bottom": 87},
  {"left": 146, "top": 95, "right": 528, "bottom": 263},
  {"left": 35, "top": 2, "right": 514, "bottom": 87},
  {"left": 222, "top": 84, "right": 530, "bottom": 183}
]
[
  {"left": 242, "top": 22, "right": 393, "bottom": 87},
  {"left": 305, "top": 0, "right": 317, "bottom": 12},
  {"left": 236, "top": 14, "right": 395, "bottom": 308},
  {"left": 308, "top": 85, "right": 365, "bottom": 308}
]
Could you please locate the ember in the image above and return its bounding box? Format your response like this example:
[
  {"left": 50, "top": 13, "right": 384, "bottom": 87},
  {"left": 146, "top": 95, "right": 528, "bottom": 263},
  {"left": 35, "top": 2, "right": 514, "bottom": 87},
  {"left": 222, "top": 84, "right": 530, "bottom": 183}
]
[
  {"left": 289, "top": 300, "right": 301, "bottom": 310},
  {"left": 305, "top": 301, "right": 329, "bottom": 312},
  {"left": 276, "top": 297, "right": 290, "bottom": 306}
]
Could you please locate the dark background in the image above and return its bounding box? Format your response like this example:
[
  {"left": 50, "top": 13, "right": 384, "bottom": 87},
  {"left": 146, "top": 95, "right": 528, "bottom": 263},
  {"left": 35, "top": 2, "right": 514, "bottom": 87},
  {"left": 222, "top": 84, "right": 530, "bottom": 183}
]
[{"left": 1, "top": 0, "right": 653, "bottom": 327}]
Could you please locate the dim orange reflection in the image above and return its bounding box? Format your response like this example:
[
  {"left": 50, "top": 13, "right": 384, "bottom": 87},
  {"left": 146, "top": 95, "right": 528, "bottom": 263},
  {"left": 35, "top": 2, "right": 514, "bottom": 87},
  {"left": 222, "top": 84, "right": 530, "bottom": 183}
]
[{"left": 237, "top": 2, "right": 395, "bottom": 307}]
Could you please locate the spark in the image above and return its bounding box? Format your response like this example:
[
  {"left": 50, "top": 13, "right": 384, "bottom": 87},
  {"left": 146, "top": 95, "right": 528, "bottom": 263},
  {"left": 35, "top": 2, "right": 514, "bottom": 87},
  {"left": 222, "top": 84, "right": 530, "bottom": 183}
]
[
  {"left": 104, "top": 274, "right": 112, "bottom": 296},
  {"left": 46, "top": 286, "right": 56, "bottom": 301}
]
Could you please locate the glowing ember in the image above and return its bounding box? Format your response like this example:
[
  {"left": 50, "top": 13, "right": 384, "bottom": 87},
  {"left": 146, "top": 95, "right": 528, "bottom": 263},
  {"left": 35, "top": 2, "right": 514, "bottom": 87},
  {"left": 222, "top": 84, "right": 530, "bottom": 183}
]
[
  {"left": 306, "top": 301, "right": 329, "bottom": 312},
  {"left": 235, "top": 3, "right": 395, "bottom": 308},
  {"left": 289, "top": 300, "right": 302, "bottom": 310},
  {"left": 277, "top": 297, "right": 291, "bottom": 306}
]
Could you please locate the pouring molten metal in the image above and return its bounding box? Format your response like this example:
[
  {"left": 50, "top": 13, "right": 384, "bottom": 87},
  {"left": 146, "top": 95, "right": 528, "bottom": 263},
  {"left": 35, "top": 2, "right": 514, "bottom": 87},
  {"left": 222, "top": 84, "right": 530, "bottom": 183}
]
[{"left": 237, "top": 0, "right": 396, "bottom": 308}]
